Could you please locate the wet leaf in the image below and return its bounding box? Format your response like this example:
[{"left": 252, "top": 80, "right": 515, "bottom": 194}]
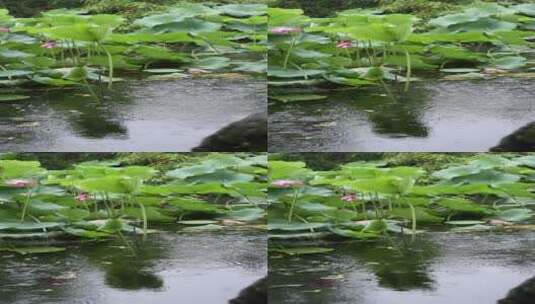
[
  {"left": 269, "top": 222, "right": 329, "bottom": 231},
  {"left": 270, "top": 94, "right": 327, "bottom": 103},
  {"left": 0, "top": 246, "right": 66, "bottom": 255},
  {"left": 224, "top": 207, "right": 265, "bottom": 222},
  {"left": 182, "top": 224, "right": 224, "bottom": 232},
  {"left": 445, "top": 220, "right": 487, "bottom": 225},
  {"left": 270, "top": 247, "right": 334, "bottom": 255},
  {"left": 0, "top": 94, "right": 30, "bottom": 101},
  {"left": 492, "top": 56, "right": 527, "bottom": 70},
  {"left": 496, "top": 208, "right": 533, "bottom": 222},
  {"left": 218, "top": 4, "right": 267, "bottom": 17},
  {"left": 178, "top": 220, "right": 219, "bottom": 225}
]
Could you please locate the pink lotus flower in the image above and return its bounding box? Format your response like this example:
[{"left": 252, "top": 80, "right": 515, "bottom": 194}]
[
  {"left": 269, "top": 26, "right": 302, "bottom": 35},
  {"left": 5, "top": 179, "right": 36, "bottom": 188},
  {"left": 336, "top": 40, "right": 353, "bottom": 49},
  {"left": 75, "top": 193, "right": 90, "bottom": 202},
  {"left": 0, "top": 27, "right": 10, "bottom": 33},
  {"left": 41, "top": 41, "right": 57, "bottom": 49},
  {"left": 341, "top": 193, "right": 358, "bottom": 202},
  {"left": 271, "top": 179, "right": 304, "bottom": 188}
]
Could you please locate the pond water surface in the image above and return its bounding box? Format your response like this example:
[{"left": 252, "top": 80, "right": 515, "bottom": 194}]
[
  {"left": 0, "top": 229, "right": 266, "bottom": 304},
  {"left": 0, "top": 78, "right": 266, "bottom": 152},
  {"left": 269, "top": 78, "right": 535, "bottom": 152},
  {"left": 269, "top": 231, "right": 535, "bottom": 304}
]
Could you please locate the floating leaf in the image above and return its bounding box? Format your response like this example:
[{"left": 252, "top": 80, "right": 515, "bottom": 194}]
[
  {"left": 445, "top": 220, "right": 487, "bottom": 225},
  {"left": 224, "top": 207, "right": 265, "bottom": 222},
  {"left": 270, "top": 94, "right": 327, "bottom": 103},
  {"left": 268, "top": 69, "right": 324, "bottom": 78},
  {"left": 0, "top": 94, "right": 30, "bottom": 101},
  {"left": 270, "top": 247, "right": 334, "bottom": 255},
  {"left": 0, "top": 246, "right": 66, "bottom": 255},
  {"left": 182, "top": 224, "right": 224, "bottom": 232},
  {"left": 218, "top": 4, "right": 267, "bottom": 17},
  {"left": 496, "top": 208, "right": 533, "bottom": 222},
  {"left": 194, "top": 57, "right": 231, "bottom": 70},
  {"left": 268, "top": 222, "right": 329, "bottom": 231},
  {"left": 178, "top": 220, "right": 219, "bottom": 225},
  {"left": 492, "top": 56, "right": 527, "bottom": 70}
]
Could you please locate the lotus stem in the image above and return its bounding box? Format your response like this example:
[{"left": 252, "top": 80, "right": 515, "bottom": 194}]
[
  {"left": 253, "top": 25, "right": 257, "bottom": 45},
  {"left": 60, "top": 47, "right": 65, "bottom": 66},
  {"left": 0, "top": 65, "right": 12, "bottom": 81},
  {"left": 83, "top": 78, "right": 100, "bottom": 102},
  {"left": 73, "top": 40, "right": 82, "bottom": 64},
  {"left": 283, "top": 36, "right": 297, "bottom": 70},
  {"left": 20, "top": 189, "right": 33, "bottom": 222},
  {"left": 287, "top": 188, "right": 299, "bottom": 222},
  {"left": 407, "top": 202, "right": 417, "bottom": 235},
  {"left": 116, "top": 230, "right": 136, "bottom": 256},
  {"left": 380, "top": 79, "right": 397, "bottom": 102},
  {"left": 344, "top": 48, "right": 352, "bottom": 61},
  {"left": 404, "top": 49, "right": 412, "bottom": 92},
  {"left": 355, "top": 41, "right": 360, "bottom": 63},
  {"left": 136, "top": 200, "right": 148, "bottom": 236},
  {"left": 194, "top": 35, "right": 219, "bottom": 54},
  {"left": 365, "top": 43, "right": 374, "bottom": 66},
  {"left": 100, "top": 44, "right": 114, "bottom": 89}
]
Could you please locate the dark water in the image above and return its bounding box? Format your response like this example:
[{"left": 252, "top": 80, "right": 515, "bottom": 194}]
[
  {"left": 269, "top": 78, "right": 535, "bottom": 152},
  {"left": 0, "top": 79, "right": 266, "bottom": 152},
  {"left": 274, "top": 0, "right": 378, "bottom": 17},
  {"left": 269, "top": 231, "right": 535, "bottom": 304},
  {"left": 0, "top": 230, "right": 266, "bottom": 304}
]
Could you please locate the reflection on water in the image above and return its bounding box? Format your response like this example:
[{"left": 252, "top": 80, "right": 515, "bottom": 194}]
[
  {"left": 269, "top": 231, "right": 535, "bottom": 304},
  {"left": 0, "top": 230, "right": 266, "bottom": 304},
  {"left": 0, "top": 78, "right": 266, "bottom": 152},
  {"left": 269, "top": 78, "right": 535, "bottom": 152}
]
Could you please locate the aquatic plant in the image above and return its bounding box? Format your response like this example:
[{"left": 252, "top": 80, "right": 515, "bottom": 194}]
[
  {"left": 0, "top": 4, "right": 267, "bottom": 101},
  {"left": 0, "top": 153, "right": 267, "bottom": 254},
  {"left": 268, "top": 3, "right": 535, "bottom": 102},
  {"left": 268, "top": 154, "right": 535, "bottom": 254}
]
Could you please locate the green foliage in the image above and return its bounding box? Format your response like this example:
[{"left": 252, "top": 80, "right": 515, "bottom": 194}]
[
  {"left": 268, "top": 3, "right": 535, "bottom": 100},
  {"left": 0, "top": 153, "right": 267, "bottom": 254},
  {"left": 0, "top": 3, "right": 266, "bottom": 99},
  {"left": 268, "top": 153, "right": 535, "bottom": 245}
]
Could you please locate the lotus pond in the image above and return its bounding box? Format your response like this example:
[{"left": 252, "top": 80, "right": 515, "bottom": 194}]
[
  {"left": 0, "top": 3, "right": 267, "bottom": 151},
  {"left": 0, "top": 153, "right": 267, "bottom": 304},
  {"left": 269, "top": 77, "right": 535, "bottom": 152},
  {"left": 0, "top": 78, "right": 266, "bottom": 152},
  {"left": 268, "top": 3, "right": 535, "bottom": 152},
  {"left": 268, "top": 153, "right": 535, "bottom": 304}
]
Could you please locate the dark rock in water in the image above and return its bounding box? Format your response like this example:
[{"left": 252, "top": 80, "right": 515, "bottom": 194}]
[
  {"left": 192, "top": 112, "right": 267, "bottom": 152},
  {"left": 105, "top": 268, "right": 163, "bottom": 290},
  {"left": 491, "top": 122, "right": 535, "bottom": 152},
  {"left": 229, "top": 277, "right": 267, "bottom": 304},
  {"left": 498, "top": 276, "right": 535, "bottom": 304}
]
